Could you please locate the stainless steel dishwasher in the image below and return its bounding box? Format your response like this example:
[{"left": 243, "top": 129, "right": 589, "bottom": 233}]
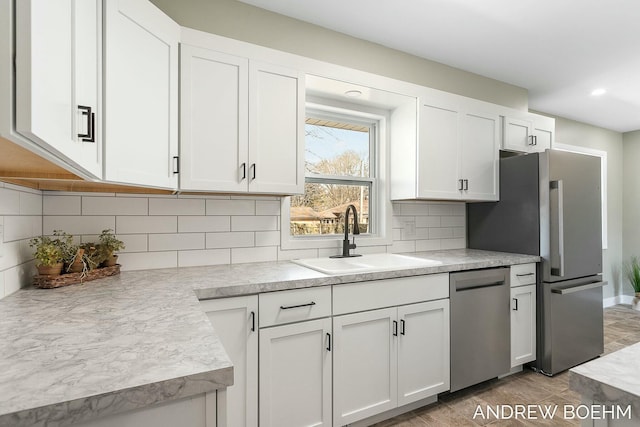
[{"left": 449, "top": 268, "right": 510, "bottom": 392}]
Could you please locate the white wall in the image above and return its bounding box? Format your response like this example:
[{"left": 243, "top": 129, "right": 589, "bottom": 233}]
[
  {"left": 0, "top": 183, "right": 41, "bottom": 299},
  {"left": 623, "top": 130, "right": 640, "bottom": 297},
  {"left": 149, "top": 0, "right": 528, "bottom": 110}
]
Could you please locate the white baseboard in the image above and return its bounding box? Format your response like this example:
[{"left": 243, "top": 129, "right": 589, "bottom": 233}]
[
  {"left": 603, "top": 294, "right": 634, "bottom": 307},
  {"left": 347, "top": 395, "right": 438, "bottom": 426}
]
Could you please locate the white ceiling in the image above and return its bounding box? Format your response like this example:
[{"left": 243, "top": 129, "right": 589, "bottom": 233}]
[{"left": 239, "top": 0, "right": 640, "bottom": 133}]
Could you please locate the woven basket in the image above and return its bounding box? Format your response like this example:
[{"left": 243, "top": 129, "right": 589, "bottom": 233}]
[{"left": 33, "top": 265, "right": 121, "bottom": 289}]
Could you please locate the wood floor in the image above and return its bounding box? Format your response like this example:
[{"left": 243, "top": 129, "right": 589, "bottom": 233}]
[{"left": 373, "top": 305, "right": 640, "bottom": 426}]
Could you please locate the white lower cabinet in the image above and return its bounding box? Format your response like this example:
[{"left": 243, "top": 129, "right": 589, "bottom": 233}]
[
  {"left": 200, "top": 296, "right": 258, "bottom": 427},
  {"left": 333, "top": 307, "right": 398, "bottom": 426},
  {"left": 259, "top": 318, "right": 332, "bottom": 427},
  {"left": 510, "top": 284, "right": 537, "bottom": 367},
  {"left": 333, "top": 300, "right": 450, "bottom": 426},
  {"left": 510, "top": 263, "right": 537, "bottom": 368}
]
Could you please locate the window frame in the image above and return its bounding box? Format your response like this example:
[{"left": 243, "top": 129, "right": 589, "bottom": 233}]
[{"left": 280, "top": 101, "right": 392, "bottom": 252}]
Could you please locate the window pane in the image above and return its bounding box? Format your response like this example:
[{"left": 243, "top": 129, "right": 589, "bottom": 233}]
[
  {"left": 305, "top": 121, "right": 370, "bottom": 178},
  {"left": 290, "top": 183, "right": 369, "bottom": 236}
]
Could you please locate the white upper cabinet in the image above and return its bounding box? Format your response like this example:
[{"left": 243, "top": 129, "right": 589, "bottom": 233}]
[
  {"left": 392, "top": 90, "right": 499, "bottom": 201},
  {"left": 503, "top": 112, "right": 554, "bottom": 153},
  {"left": 180, "top": 46, "right": 249, "bottom": 192},
  {"left": 180, "top": 34, "right": 304, "bottom": 195},
  {"left": 103, "top": 0, "right": 179, "bottom": 189},
  {"left": 15, "top": 0, "right": 102, "bottom": 178}
]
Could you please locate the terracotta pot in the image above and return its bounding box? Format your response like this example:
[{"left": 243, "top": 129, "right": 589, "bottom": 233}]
[
  {"left": 102, "top": 255, "right": 118, "bottom": 267},
  {"left": 37, "top": 262, "right": 63, "bottom": 276},
  {"left": 67, "top": 249, "right": 85, "bottom": 273}
]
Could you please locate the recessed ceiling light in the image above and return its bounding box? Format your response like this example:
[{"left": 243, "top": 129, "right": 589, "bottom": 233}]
[
  {"left": 591, "top": 88, "right": 606, "bottom": 96},
  {"left": 344, "top": 90, "right": 362, "bottom": 98}
]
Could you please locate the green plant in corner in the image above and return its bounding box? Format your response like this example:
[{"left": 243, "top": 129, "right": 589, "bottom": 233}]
[
  {"left": 29, "top": 235, "right": 64, "bottom": 267},
  {"left": 624, "top": 256, "right": 640, "bottom": 294},
  {"left": 97, "top": 229, "right": 125, "bottom": 266}
]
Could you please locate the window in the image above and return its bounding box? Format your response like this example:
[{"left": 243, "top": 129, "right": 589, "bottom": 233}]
[{"left": 290, "top": 112, "right": 375, "bottom": 236}]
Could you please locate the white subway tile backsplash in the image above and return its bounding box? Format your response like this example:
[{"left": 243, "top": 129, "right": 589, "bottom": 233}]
[
  {"left": 395, "top": 202, "right": 430, "bottom": 216},
  {"left": 82, "top": 196, "right": 148, "bottom": 216},
  {"left": 256, "top": 200, "right": 281, "bottom": 216},
  {"left": 231, "top": 216, "right": 278, "bottom": 232},
  {"left": 43, "top": 195, "right": 81, "bottom": 215},
  {"left": 416, "top": 239, "right": 441, "bottom": 252},
  {"left": 178, "top": 249, "right": 230, "bottom": 268},
  {"left": 232, "top": 246, "right": 277, "bottom": 264},
  {"left": 451, "top": 203, "right": 466, "bottom": 215},
  {"left": 389, "top": 240, "right": 416, "bottom": 253},
  {"left": 428, "top": 204, "right": 453, "bottom": 216},
  {"left": 148, "top": 233, "right": 205, "bottom": 251},
  {"left": 4, "top": 216, "right": 41, "bottom": 242},
  {"left": 149, "top": 198, "right": 205, "bottom": 216},
  {"left": 117, "top": 251, "right": 177, "bottom": 271},
  {"left": 429, "top": 228, "right": 454, "bottom": 239},
  {"left": 441, "top": 238, "right": 466, "bottom": 250},
  {"left": 115, "top": 234, "right": 148, "bottom": 253},
  {"left": 0, "top": 188, "right": 20, "bottom": 215},
  {"left": 178, "top": 216, "right": 230, "bottom": 233},
  {"left": 43, "top": 216, "right": 115, "bottom": 235},
  {"left": 0, "top": 272, "right": 4, "bottom": 298},
  {"left": 453, "top": 227, "right": 466, "bottom": 239},
  {"left": 441, "top": 216, "right": 465, "bottom": 227},
  {"left": 19, "top": 192, "right": 42, "bottom": 215},
  {"left": 255, "top": 231, "right": 280, "bottom": 247},
  {"left": 277, "top": 248, "right": 319, "bottom": 261},
  {"left": 415, "top": 216, "right": 441, "bottom": 228},
  {"left": 206, "top": 199, "right": 255, "bottom": 216},
  {"left": 116, "top": 216, "right": 176, "bottom": 234},
  {"left": 206, "top": 232, "right": 254, "bottom": 249}
]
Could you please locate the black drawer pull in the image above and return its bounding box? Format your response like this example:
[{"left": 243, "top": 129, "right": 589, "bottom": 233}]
[
  {"left": 280, "top": 301, "right": 316, "bottom": 310},
  {"left": 516, "top": 273, "right": 534, "bottom": 277}
]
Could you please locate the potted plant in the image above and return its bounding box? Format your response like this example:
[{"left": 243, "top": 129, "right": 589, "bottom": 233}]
[
  {"left": 624, "top": 256, "right": 640, "bottom": 310},
  {"left": 29, "top": 235, "right": 64, "bottom": 276},
  {"left": 97, "top": 229, "right": 125, "bottom": 267}
]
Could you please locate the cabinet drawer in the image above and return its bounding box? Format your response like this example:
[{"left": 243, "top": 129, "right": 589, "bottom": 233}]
[
  {"left": 333, "top": 273, "right": 449, "bottom": 316},
  {"left": 510, "top": 263, "right": 536, "bottom": 287},
  {"left": 259, "top": 286, "right": 331, "bottom": 328}
]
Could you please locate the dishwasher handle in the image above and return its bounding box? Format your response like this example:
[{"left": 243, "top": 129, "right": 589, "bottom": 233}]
[{"left": 551, "top": 281, "right": 607, "bottom": 295}]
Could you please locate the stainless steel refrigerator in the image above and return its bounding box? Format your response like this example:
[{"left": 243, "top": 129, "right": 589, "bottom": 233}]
[{"left": 467, "top": 149, "right": 606, "bottom": 375}]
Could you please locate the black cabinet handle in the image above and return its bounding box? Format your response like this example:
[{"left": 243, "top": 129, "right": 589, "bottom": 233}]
[
  {"left": 326, "top": 332, "right": 331, "bottom": 351},
  {"left": 400, "top": 319, "right": 405, "bottom": 336},
  {"left": 77, "top": 105, "right": 95, "bottom": 143},
  {"left": 393, "top": 320, "right": 398, "bottom": 336},
  {"left": 513, "top": 298, "right": 518, "bottom": 311},
  {"left": 464, "top": 179, "right": 469, "bottom": 191},
  {"left": 241, "top": 163, "right": 246, "bottom": 180},
  {"left": 251, "top": 163, "right": 256, "bottom": 180},
  {"left": 516, "top": 273, "right": 535, "bottom": 277},
  {"left": 280, "top": 301, "right": 316, "bottom": 310},
  {"left": 458, "top": 179, "right": 464, "bottom": 191},
  {"left": 250, "top": 311, "right": 255, "bottom": 331}
]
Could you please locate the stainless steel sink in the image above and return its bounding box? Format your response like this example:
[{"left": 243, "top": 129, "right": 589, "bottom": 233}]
[{"left": 292, "top": 253, "right": 442, "bottom": 275}]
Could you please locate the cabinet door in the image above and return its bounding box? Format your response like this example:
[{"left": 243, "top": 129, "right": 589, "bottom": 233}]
[
  {"left": 417, "top": 99, "right": 461, "bottom": 199},
  {"left": 104, "top": 0, "right": 179, "bottom": 188},
  {"left": 15, "top": 0, "right": 102, "bottom": 178},
  {"left": 259, "top": 318, "right": 332, "bottom": 427},
  {"left": 502, "top": 116, "right": 534, "bottom": 152},
  {"left": 333, "top": 308, "right": 397, "bottom": 426},
  {"left": 180, "top": 45, "right": 249, "bottom": 192},
  {"left": 397, "top": 300, "right": 450, "bottom": 406},
  {"left": 511, "top": 284, "right": 536, "bottom": 367},
  {"left": 532, "top": 115, "right": 554, "bottom": 151},
  {"left": 460, "top": 111, "right": 499, "bottom": 201},
  {"left": 200, "top": 296, "right": 258, "bottom": 427},
  {"left": 248, "top": 61, "right": 304, "bottom": 194}
]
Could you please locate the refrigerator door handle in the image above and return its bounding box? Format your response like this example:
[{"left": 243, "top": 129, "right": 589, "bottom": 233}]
[
  {"left": 551, "top": 281, "right": 607, "bottom": 295},
  {"left": 550, "top": 180, "right": 565, "bottom": 277}
]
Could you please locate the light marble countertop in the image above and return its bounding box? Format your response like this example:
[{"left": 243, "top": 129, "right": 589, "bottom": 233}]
[
  {"left": 570, "top": 342, "right": 640, "bottom": 417},
  {"left": 0, "top": 248, "right": 539, "bottom": 427}
]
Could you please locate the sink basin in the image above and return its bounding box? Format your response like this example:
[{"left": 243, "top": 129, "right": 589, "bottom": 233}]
[{"left": 292, "top": 253, "right": 442, "bottom": 275}]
